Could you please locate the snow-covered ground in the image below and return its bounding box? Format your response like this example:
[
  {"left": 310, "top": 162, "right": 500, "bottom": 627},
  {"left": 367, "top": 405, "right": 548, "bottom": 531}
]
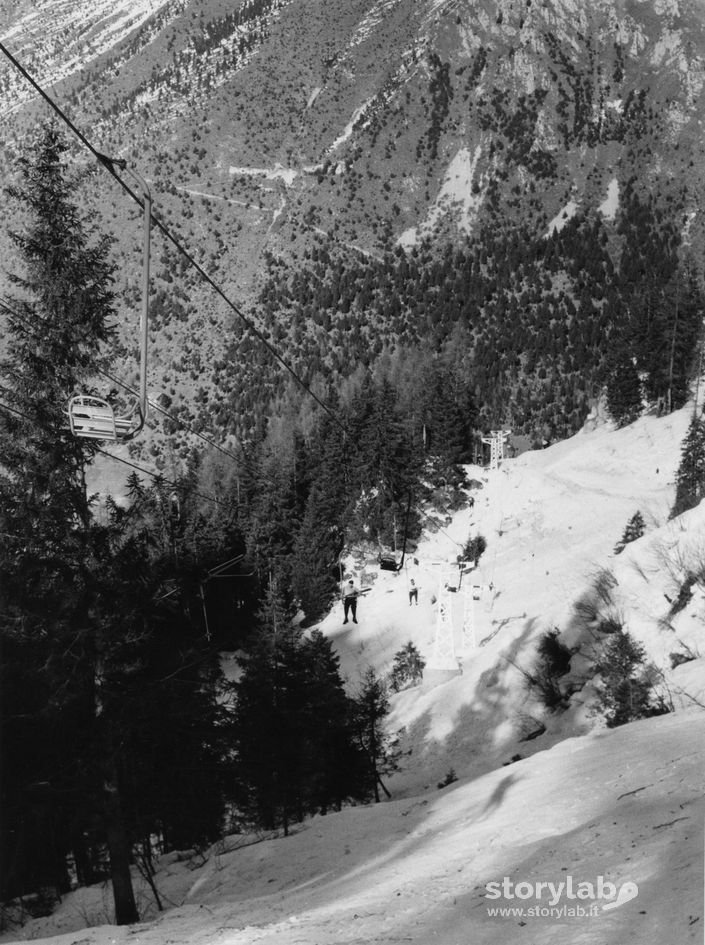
[
  {"left": 4, "top": 404, "right": 704, "bottom": 945},
  {"left": 399, "top": 146, "right": 483, "bottom": 247}
]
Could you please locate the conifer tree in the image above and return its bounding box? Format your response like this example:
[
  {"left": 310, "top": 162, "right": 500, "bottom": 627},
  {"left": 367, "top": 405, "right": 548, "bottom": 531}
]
[
  {"left": 300, "top": 630, "right": 367, "bottom": 813},
  {"left": 351, "top": 668, "right": 396, "bottom": 802},
  {"left": 671, "top": 413, "right": 705, "bottom": 518},
  {"left": 231, "top": 579, "right": 305, "bottom": 832},
  {"left": 638, "top": 267, "right": 703, "bottom": 412},
  {"left": 350, "top": 378, "right": 421, "bottom": 547},
  {"left": 97, "top": 477, "right": 237, "bottom": 854},
  {"left": 614, "top": 511, "right": 646, "bottom": 554},
  {"left": 593, "top": 630, "right": 666, "bottom": 727},
  {"left": 244, "top": 427, "right": 307, "bottom": 589},
  {"left": 605, "top": 346, "right": 642, "bottom": 428},
  {"left": 420, "top": 361, "right": 475, "bottom": 468},
  {"left": 0, "top": 122, "right": 138, "bottom": 922},
  {"left": 232, "top": 580, "right": 367, "bottom": 829},
  {"left": 389, "top": 642, "right": 426, "bottom": 691},
  {"left": 290, "top": 411, "right": 349, "bottom": 620}
]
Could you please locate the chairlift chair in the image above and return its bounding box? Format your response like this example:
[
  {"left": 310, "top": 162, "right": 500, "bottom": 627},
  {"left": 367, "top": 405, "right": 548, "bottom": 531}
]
[
  {"left": 68, "top": 394, "right": 142, "bottom": 440},
  {"left": 377, "top": 493, "right": 413, "bottom": 573},
  {"left": 67, "top": 162, "right": 151, "bottom": 442},
  {"left": 379, "top": 552, "right": 400, "bottom": 572}
]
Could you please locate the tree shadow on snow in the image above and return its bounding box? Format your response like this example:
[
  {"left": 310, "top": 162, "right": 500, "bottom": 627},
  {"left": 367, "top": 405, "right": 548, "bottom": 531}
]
[{"left": 391, "top": 616, "right": 547, "bottom": 796}]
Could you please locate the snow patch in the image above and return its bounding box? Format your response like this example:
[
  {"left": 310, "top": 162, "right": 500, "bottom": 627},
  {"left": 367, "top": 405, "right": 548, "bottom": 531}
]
[
  {"left": 329, "top": 100, "right": 374, "bottom": 152},
  {"left": 546, "top": 199, "right": 578, "bottom": 236},
  {"left": 229, "top": 164, "right": 298, "bottom": 185},
  {"left": 306, "top": 87, "right": 322, "bottom": 108},
  {"left": 348, "top": 0, "right": 406, "bottom": 50},
  {"left": 0, "top": 0, "right": 176, "bottom": 112},
  {"left": 599, "top": 177, "right": 619, "bottom": 220},
  {"left": 399, "top": 146, "right": 482, "bottom": 247}
]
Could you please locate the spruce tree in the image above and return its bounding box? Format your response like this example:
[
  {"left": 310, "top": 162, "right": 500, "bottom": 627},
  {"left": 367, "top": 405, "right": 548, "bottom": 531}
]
[
  {"left": 420, "top": 361, "right": 475, "bottom": 468},
  {"left": 97, "top": 478, "right": 236, "bottom": 855},
  {"left": 593, "top": 630, "right": 665, "bottom": 727},
  {"left": 614, "top": 510, "right": 646, "bottom": 554},
  {"left": 605, "top": 346, "right": 642, "bottom": 427},
  {"left": 389, "top": 642, "right": 426, "bottom": 691},
  {"left": 351, "top": 668, "right": 395, "bottom": 802},
  {"left": 639, "top": 267, "right": 703, "bottom": 412},
  {"left": 671, "top": 413, "right": 705, "bottom": 518},
  {"left": 232, "top": 586, "right": 366, "bottom": 829},
  {"left": 290, "top": 411, "right": 349, "bottom": 621},
  {"left": 231, "top": 579, "right": 304, "bottom": 832},
  {"left": 351, "top": 378, "right": 421, "bottom": 547},
  {"left": 300, "top": 630, "right": 367, "bottom": 813},
  {"left": 0, "top": 122, "right": 139, "bottom": 923}
]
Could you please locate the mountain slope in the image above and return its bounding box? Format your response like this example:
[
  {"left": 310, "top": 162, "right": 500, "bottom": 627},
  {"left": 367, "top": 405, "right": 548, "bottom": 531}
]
[
  {"left": 3, "top": 0, "right": 705, "bottom": 460},
  {"left": 3, "top": 713, "right": 702, "bottom": 945},
  {"left": 3, "top": 405, "right": 704, "bottom": 944},
  {"left": 315, "top": 403, "right": 702, "bottom": 794}
]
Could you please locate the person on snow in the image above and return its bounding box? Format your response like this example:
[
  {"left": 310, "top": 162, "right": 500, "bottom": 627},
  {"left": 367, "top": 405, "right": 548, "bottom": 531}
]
[
  {"left": 342, "top": 579, "right": 360, "bottom": 624},
  {"left": 408, "top": 578, "right": 419, "bottom": 606}
]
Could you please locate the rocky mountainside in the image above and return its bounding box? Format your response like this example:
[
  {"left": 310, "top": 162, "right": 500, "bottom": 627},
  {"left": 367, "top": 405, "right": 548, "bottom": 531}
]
[{"left": 1, "top": 0, "right": 705, "bottom": 458}]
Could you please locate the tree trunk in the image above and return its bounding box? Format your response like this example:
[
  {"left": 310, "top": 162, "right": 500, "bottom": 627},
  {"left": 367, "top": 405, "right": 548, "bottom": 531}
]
[
  {"left": 376, "top": 772, "right": 392, "bottom": 800},
  {"left": 103, "top": 774, "right": 139, "bottom": 925},
  {"left": 370, "top": 722, "right": 380, "bottom": 803},
  {"left": 667, "top": 289, "right": 679, "bottom": 415}
]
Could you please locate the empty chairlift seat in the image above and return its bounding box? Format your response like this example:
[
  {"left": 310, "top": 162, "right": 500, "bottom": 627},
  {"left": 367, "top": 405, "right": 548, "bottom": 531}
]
[
  {"left": 68, "top": 395, "right": 143, "bottom": 442},
  {"left": 68, "top": 395, "right": 118, "bottom": 440}
]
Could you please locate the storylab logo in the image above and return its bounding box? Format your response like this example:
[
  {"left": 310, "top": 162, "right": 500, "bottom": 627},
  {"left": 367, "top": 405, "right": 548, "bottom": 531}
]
[{"left": 485, "top": 875, "right": 639, "bottom": 920}]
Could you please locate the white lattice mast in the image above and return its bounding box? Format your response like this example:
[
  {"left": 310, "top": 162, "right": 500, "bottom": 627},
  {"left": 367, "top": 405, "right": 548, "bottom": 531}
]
[
  {"left": 480, "top": 433, "right": 496, "bottom": 469},
  {"left": 481, "top": 429, "right": 511, "bottom": 470},
  {"left": 428, "top": 571, "right": 458, "bottom": 670}
]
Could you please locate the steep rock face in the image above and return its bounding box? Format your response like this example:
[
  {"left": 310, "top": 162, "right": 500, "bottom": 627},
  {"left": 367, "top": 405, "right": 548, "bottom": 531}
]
[
  {"left": 2, "top": 0, "right": 703, "bottom": 244},
  {"left": 0, "top": 0, "right": 176, "bottom": 111}
]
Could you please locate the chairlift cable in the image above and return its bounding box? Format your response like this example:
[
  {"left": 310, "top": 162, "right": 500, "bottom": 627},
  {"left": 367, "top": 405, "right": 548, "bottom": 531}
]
[
  {"left": 91, "top": 446, "right": 229, "bottom": 507},
  {"left": 98, "top": 365, "right": 244, "bottom": 465},
  {"left": 0, "top": 293, "right": 295, "bottom": 497},
  {"left": 0, "top": 398, "right": 254, "bottom": 649},
  {"left": 0, "top": 295, "right": 259, "bottom": 475},
  {"left": 0, "top": 399, "right": 227, "bottom": 509},
  {"left": 0, "top": 46, "right": 468, "bottom": 563},
  {"left": 2, "top": 281, "right": 462, "bottom": 563},
  {"left": 0, "top": 47, "right": 419, "bottom": 514},
  {"left": 0, "top": 41, "right": 346, "bottom": 436}
]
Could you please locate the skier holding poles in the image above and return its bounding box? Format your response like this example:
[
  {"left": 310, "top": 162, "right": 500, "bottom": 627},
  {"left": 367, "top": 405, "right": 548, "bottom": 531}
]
[{"left": 342, "top": 579, "right": 360, "bottom": 624}]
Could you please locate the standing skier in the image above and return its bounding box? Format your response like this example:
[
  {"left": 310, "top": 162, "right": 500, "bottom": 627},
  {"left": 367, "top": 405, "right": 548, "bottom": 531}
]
[{"left": 342, "top": 579, "right": 360, "bottom": 624}]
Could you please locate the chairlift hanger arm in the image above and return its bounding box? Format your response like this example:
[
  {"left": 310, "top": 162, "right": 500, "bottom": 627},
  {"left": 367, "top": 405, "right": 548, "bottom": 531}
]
[
  {"left": 378, "top": 492, "right": 414, "bottom": 572},
  {"left": 0, "top": 41, "right": 346, "bottom": 442},
  {"left": 67, "top": 159, "right": 151, "bottom": 442}
]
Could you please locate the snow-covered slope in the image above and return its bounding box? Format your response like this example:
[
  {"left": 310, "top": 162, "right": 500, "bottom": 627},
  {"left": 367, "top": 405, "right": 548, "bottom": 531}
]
[
  {"left": 3, "top": 405, "right": 704, "bottom": 945},
  {"left": 319, "top": 404, "right": 701, "bottom": 793},
  {"left": 4, "top": 710, "right": 702, "bottom": 944}
]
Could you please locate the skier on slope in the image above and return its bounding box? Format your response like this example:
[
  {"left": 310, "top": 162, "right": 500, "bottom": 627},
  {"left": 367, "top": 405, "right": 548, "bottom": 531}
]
[{"left": 342, "top": 579, "right": 360, "bottom": 624}]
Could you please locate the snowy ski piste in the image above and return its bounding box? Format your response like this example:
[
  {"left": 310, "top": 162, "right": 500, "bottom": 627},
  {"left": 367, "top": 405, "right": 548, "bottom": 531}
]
[{"left": 4, "top": 404, "right": 703, "bottom": 945}]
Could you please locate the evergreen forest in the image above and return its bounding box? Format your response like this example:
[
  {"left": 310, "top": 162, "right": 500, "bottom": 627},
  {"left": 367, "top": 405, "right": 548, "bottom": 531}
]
[{"left": 207, "top": 177, "right": 703, "bottom": 448}]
